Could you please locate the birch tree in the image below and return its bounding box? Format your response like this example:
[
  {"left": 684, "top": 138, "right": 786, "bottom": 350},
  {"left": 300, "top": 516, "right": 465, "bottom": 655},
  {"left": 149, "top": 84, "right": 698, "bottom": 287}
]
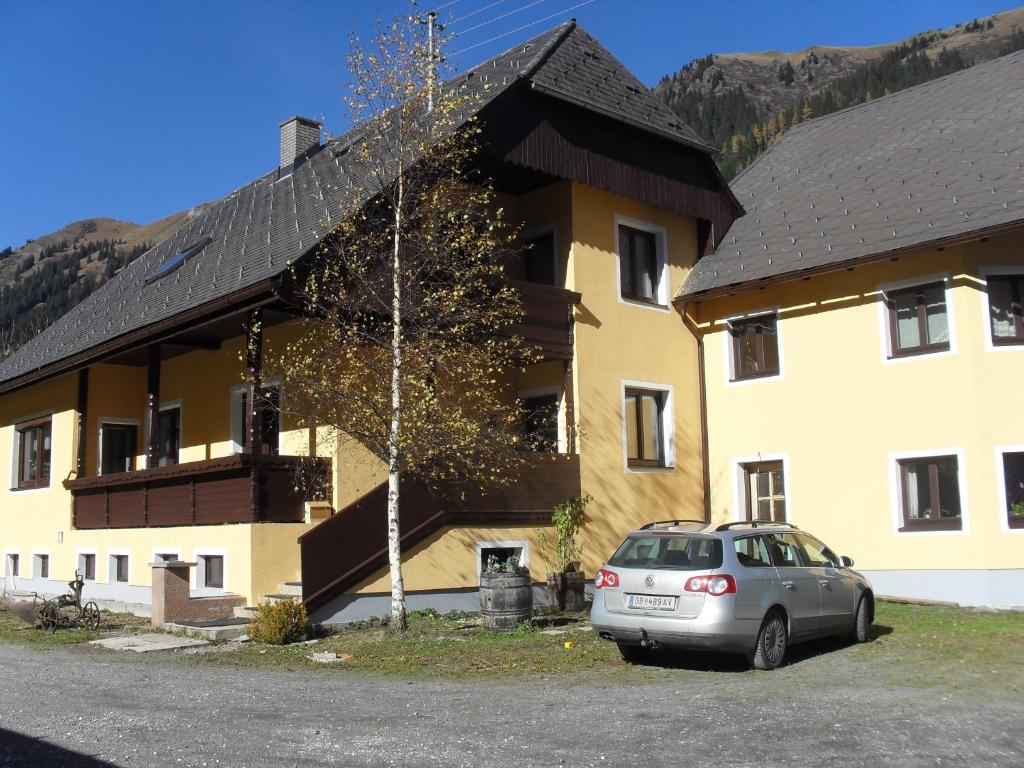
[{"left": 276, "top": 17, "right": 535, "bottom": 631}]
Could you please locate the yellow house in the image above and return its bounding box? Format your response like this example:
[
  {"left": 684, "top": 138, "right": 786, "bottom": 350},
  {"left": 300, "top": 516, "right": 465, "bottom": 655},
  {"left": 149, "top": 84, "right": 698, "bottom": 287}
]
[
  {"left": 0, "top": 22, "right": 742, "bottom": 622},
  {"left": 676, "top": 50, "right": 1024, "bottom": 607}
]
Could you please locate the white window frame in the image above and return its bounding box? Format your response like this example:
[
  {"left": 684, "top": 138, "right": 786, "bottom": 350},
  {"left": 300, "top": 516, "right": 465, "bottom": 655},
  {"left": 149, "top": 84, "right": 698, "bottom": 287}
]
[
  {"left": 979, "top": 267, "right": 1024, "bottom": 353},
  {"left": 31, "top": 549, "right": 52, "bottom": 579},
  {"left": 193, "top": 548, "right": 228, "bottom": 594},
  {"left": 876, "top": 272, "right": 958, "bottom": 364},
  {"left": 729, "top": 453, "right": 792, "bottom": 523},
  {"left": 888, "top": 447, "right": 969, "bottom": 536},
  {"left": 230, "top": 376, "right": 284, "bottom": 454},
  {"left": 620, "top": 379, "right": 676, "bottom": 472},
  {"left": 475, "top": 540, "right": 530, "bottom": 581},
  {"left": 3, "top": 550, "right": 20, "bottom": 578},
  {"left": 518, "top": 385, "right": 567, "bottom": 454},
  {"left": 9, "top": 409, "right": 55, "bottom": 493},
  {"left": 614, "top": 215, "right": 670, "bottom": 311},
  {"left": 144, "top": 400, "right": 183, "bottom": 468},
  {"left": 97, "top": 417, "right": 140, "bottom": 476},
  {"left": 720, "top": 307, "right": 785, "bottom": 386},
  {"left": 151, "top": 547, "right": 182, "bottom": 565},
  {"left": 107, "top": 548, "right": 131, "bottom": 585},
  {"left": 996, "top": 444, "right": 1024, "bottom": 534},
  {"left": 76, "top": 549, "right": 99, "bottom": 581}
]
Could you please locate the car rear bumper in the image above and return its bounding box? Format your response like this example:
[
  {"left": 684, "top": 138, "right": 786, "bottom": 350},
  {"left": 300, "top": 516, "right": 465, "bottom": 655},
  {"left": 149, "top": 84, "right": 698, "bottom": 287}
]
[{"left": 591, "top": 598, "right": 759, "bottom": 654}]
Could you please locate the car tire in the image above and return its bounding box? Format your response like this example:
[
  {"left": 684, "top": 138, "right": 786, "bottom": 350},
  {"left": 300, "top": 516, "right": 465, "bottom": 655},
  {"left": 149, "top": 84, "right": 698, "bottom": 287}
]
[
  {"left": 849, "top": 596, "right": 871, "bottom": 643},
  {"left": 750, "top": 611, "right": 787, "bottom": 670},
  {"left": 617, "top": 643, "right": 648, "bottom": 664}
]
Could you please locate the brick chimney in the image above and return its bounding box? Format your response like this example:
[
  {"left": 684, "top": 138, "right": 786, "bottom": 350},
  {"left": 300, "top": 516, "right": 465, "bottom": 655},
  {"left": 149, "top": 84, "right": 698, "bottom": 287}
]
[{"left": 279, "top": 116, "right": 322, "bottom": 171}]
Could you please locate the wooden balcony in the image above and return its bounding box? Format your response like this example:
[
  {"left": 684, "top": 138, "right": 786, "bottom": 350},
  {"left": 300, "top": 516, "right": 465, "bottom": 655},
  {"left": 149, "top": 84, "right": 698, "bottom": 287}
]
[
  {"left": 65, "top": 454, "right": 332, "bottom": 529},
  {"left": 510, "top": 280, "right": 581, "bottom": 360}
]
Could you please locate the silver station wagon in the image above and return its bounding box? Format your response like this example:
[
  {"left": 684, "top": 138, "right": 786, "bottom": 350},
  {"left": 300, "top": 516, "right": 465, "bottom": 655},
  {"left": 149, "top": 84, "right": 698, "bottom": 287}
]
[{"left": 591, "top": 521, "right": 874, "bottom": 669}]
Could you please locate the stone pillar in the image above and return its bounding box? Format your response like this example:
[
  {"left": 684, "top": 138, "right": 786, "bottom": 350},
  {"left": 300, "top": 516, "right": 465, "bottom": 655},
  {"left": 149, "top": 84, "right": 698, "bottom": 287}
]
[{"left": 150, "top": 560, "right": 196, "bottom": 627}]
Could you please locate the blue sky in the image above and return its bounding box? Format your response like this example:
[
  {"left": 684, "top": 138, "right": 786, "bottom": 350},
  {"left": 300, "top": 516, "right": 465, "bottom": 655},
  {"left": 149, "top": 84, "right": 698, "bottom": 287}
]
[{"left": 0, "top": 0, "right": 1015, "bottom": 248}]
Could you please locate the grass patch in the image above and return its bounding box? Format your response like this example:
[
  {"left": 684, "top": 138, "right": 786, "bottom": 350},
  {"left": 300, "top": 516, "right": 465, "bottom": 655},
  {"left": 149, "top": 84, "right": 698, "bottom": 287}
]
[{"left": 0, "top": 602, "right": 151, "bottom": 649}]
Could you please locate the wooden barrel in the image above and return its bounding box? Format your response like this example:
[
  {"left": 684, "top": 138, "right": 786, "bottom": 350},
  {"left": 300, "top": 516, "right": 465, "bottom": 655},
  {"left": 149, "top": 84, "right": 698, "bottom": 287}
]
[
  {"left": 479, "top": 572, "right": 533, "bottom": 631},
  {"left": 546, "top": 571, "right": 586, "bottom": 611}
]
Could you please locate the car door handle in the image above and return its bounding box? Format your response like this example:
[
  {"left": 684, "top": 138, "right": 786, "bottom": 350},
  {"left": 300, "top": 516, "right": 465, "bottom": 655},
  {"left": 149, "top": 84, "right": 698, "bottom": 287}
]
[
  {"left": 782, "top": 580, "right": 795, "bottom": 590},
  {"left": 818, "top": 579, "right": 831, "bottom": 588}
]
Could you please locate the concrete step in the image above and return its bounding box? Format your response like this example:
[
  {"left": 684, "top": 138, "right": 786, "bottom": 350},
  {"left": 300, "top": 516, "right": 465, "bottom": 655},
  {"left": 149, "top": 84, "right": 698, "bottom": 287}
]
[
  {"left": 165, "top": 618, "right": 250, "bottom": 641},
  {"left": 277, "top": 582, "right": 303, "bottom": 597},
  {"left": 233, "top": 605, "right": 259, "bottom": 619},
  {"left": 260, "top": 593, "right": 302, "bottom": 604}
]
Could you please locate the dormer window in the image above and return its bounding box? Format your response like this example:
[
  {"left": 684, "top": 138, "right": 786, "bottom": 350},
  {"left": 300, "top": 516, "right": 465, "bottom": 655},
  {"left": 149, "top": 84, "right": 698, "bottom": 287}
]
[{"left": 145, "top": 237, "right": 212, "bottom": 284}]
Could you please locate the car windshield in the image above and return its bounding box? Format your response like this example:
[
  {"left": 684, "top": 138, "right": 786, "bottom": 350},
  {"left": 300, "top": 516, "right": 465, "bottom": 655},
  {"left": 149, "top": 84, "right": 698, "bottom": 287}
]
[{"left": 608, "top": 534, "right": 723, "bottom": 570}]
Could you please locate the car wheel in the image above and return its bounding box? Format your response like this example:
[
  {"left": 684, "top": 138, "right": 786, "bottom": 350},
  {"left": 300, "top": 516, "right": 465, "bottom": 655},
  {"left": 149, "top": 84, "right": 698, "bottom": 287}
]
[
  {"left": 849, "top": 596, "right": 871, "bottom": 643},
  {"left": 750, "top": 611, "right": 787, "bottom": 670},
  {"left": 617, "top": 643, "right": 648, "bottom": 664}
]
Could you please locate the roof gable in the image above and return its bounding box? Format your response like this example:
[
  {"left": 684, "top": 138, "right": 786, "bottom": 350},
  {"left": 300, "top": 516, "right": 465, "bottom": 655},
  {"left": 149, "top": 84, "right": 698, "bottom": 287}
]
[{"left": 679, "top": 50, "right": 1024, "bottom": 299}]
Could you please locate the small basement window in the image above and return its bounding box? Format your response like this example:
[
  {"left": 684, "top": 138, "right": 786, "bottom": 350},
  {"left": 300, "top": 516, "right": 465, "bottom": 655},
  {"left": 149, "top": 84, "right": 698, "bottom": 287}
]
[
  {"left": 5, "top": 553, "right": 19, "bottom": 578},
  {"left": 145, "top": 237, "right": 212, "bottom": 284},
  {"left": 111, "top": 554, "right": 129, "bottom": 583},
  {"left": 34, "top": 554, "right": 49, "bottom": 579},
  {"left": 78, "top": 553, "right": 96, "bottom": 581},
  {"left": 477, "top": 542, "right": 527, "bottom": 575},
  {"left": 200, "top": 555, "right": 224, "bottom": 589}
]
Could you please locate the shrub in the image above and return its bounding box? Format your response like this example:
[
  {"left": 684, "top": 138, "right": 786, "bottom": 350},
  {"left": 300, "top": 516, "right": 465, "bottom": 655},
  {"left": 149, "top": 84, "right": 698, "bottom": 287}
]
[{"left": 248, "top": 598, "right": 308, "bottom": 645}]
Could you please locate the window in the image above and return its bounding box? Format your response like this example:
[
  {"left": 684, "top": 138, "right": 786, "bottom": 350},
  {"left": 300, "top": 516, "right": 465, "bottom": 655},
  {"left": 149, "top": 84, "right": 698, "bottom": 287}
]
[
  {"left": 734, "top": 536, "right": 772, "bottom": 568},
  {"left": 15, "top": 416, "right": 51, "bottom": 489},
  {"left": 898, "top": 456, "right": 962, "bottom": 531},
  {"left": 794, "top": 534, "right": 839, "bottom": 568},
  {"left": 100, "top": 423, "right": 137, "bottom": 475},
  {"left": 1002, "top": 451, "right": 1024, "bottom": 530},
  {"left": 478, "top": 545, "right": 525, "bottom": 574},
  {"left": 763, "top": 533, "right": 804, "bottom": 568},
  {"left": 608, "top": 534, "right": 723, "bottom": 571},
  {"left": 5, "top": 553, "right": 19, "bottom": 577},
  {"left": 111, "top": 554, "right": 129, "bottom": 583},
  {"left": 521, "top": 393, "right": 559, "bottom": 452},
  {"left": 201, "top": 555, "right": 224, "bottom": 589},
  {"left": 618, "top": 224, "right": 661, "bottom": 304},
  {"left": 145, "top": 237, "right": 211, "bottom": 284},
  {"left": 523, "top": 231, "right": 556, "bottom": 286},
  {"left": 624, "top": 388, "right": 667, "bottom": 468},
  {"left": 34, "top": 554, "right": 49, "bottom": 579},
  {"left": 742, "top": 461, "right": 786, "bottom": 522},
  {"left": 730, "top": 315, "right": 779, "bottom": 380},
  {"left": 232, "top": 387, "right": 281, "bottom": 455},
  {"left": 156, "top": 552, "right": 179, "bottom": 563},
  {"left": 988, "top": 274, "right": 1024, "bottom": 344},
  {"left": 157, "top": 407, "right": 180, "bottom": 467},
  {"left": 79, "top": 553, "right": 96, "bottom": 581},
  {"left": 886, "top": 282, "right": 950, "bottom": 356}
]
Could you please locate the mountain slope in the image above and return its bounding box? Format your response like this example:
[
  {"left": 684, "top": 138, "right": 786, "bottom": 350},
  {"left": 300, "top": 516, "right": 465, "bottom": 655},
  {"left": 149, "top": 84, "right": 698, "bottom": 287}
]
[
  {"left": 0, "top": 209, "right": 201, "bottom": 358},
  {"left": 654, "top": 8, "right": 1024, "bottom": 177}
]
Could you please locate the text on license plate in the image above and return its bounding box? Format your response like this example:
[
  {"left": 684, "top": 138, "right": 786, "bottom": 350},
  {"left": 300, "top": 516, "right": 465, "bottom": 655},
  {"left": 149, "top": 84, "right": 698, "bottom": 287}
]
[{"left": 626, "top": 594, "right": 676, "bottom": 611}]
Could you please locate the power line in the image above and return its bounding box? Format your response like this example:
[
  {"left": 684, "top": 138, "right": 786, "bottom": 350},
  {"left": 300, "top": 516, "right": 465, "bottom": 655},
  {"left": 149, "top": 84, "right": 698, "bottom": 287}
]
[
  {"left": 447, "top": 0, "right": 511, "bottom": 27},
  {"left": 448, "top": 0, "right": 597, "bottom": 57},
  {"left": 456, "top": 0, "right": 547, "bottom": 37}
]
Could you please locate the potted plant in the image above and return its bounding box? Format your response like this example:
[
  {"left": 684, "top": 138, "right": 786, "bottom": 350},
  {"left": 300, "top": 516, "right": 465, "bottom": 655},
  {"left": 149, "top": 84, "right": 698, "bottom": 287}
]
[
  {"left": 539, "top": 495, "right": 591, "bottom": 611},
  {"left": 479, "top": 553, "right": 532, "bottom": 632}
]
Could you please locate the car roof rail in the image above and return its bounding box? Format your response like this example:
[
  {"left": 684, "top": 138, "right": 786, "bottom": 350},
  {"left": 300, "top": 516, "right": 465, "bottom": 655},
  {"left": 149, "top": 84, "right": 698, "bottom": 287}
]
[
  {"left": 714, "top": 521, "right": 800, "bottom": 532},
  {"left": 640, "top": 520, "right": 710, "bottom": 530}
]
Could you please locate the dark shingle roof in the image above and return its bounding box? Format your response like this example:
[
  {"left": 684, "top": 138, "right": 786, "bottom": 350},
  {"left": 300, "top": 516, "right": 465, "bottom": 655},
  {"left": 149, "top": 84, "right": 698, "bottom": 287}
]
[
  {"left": 1, "top": 21, "right": 709, "bottom": 389},
  {"left": 679, "top": 50, "right": 1024, "bottom": 299}
]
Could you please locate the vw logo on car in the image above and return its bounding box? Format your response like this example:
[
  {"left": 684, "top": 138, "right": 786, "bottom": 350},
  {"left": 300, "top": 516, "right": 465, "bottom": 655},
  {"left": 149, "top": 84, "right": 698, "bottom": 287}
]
[{"left": 644, "top": 574, "right": 656, "bottom": 589}]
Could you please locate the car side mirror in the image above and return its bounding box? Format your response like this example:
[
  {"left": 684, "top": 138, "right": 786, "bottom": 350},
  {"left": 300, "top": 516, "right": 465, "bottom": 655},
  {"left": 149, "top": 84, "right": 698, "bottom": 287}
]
[{"left": 840, "top": 555, "right": 854, "bottom": 568}]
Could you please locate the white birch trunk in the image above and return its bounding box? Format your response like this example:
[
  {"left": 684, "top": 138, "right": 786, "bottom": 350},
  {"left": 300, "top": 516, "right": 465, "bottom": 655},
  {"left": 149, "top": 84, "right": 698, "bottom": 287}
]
[{"left": 387, "top": 171, "right": 407, "bottom": 632}]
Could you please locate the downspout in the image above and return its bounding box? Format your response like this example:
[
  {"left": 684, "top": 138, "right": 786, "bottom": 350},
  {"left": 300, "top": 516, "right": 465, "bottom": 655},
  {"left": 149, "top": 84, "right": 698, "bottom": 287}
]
[{"left": 678, "top": 302, "right": 711, "bottom": 522}]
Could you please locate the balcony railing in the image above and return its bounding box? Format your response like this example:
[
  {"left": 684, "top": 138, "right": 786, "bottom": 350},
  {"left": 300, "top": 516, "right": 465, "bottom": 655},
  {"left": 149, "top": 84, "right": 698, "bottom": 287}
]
[
  {"left": 509, "top": 280, "right": 581, "bottom": 359},
  {"left": 64, "top": 454, "right": 332, "bottom": 529}
]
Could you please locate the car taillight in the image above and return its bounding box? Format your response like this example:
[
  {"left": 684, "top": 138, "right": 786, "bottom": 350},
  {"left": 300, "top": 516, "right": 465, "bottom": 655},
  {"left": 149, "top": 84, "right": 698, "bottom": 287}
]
[
  {"left": 685, "top": 574, "right": 736, "bottom": 596},
  {"left": 594, "top": 568, "right": 619, "bottom": 589}
]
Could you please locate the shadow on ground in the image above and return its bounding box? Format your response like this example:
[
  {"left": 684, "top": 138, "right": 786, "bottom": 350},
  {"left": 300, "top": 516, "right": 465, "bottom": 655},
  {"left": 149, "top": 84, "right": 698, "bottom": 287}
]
[
  {"left": 0, "top": 728, "right": 119, "bottom": 767},
  {"left": 622, "top": 623, "right": 895, "bottom": 672}
]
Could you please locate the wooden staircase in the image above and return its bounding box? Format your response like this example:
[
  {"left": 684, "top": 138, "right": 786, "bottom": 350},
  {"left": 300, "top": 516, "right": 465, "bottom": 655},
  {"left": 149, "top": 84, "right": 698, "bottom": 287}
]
[{"left": 299, "top": 453, "right": 582, "bottom": 612}]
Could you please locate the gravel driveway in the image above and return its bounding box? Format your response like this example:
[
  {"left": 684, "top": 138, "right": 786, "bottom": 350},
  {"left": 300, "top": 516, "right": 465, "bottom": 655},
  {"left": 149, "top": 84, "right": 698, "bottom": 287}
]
[{"left": 0, "top": 641, "right": 1021, "bottom": 768}]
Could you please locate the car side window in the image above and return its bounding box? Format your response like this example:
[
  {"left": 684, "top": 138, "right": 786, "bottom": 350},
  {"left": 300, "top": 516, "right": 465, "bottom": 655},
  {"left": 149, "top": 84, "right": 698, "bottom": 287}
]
[
  {"left": 734, "top": 535, "right": 772, "bottom": 567},
  {"left": 764, "top": 533, "right": 805, "bottom": 568},
  {"left": 795, "top": 534, "right": 839, "bottom": 567}
]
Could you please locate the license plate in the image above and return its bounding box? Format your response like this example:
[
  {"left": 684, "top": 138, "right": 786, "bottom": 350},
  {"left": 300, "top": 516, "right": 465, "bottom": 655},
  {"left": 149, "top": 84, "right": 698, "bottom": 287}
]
[{"left": 626, "top": 594, "right": 676, "bottom": 611}]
